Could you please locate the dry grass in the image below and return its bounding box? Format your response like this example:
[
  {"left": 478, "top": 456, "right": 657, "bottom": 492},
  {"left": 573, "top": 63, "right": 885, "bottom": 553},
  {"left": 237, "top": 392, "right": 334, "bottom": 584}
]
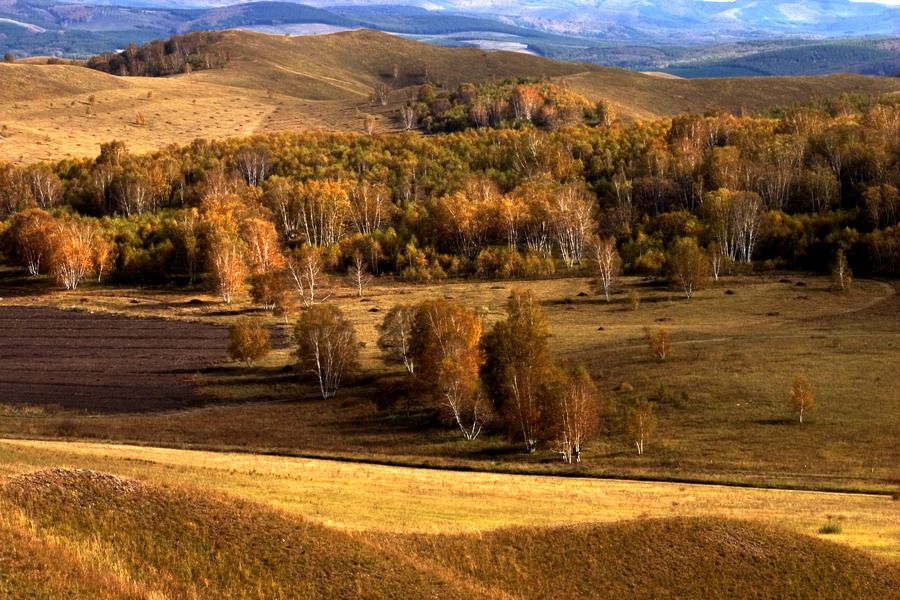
[
  {"left": 4, "top": 467, "right": 897, "bottom": 598},
  {"left": 2, "top": 29, "right": 899, "bottom": 164},
  {"left": 1, "top": 438, "right": 898, "bottom": 562}
]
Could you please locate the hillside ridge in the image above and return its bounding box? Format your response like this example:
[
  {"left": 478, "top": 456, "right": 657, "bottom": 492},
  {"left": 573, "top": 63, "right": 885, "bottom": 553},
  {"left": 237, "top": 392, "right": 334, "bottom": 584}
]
[{"left": 2, "top": 28, "right": 900, "bottom": 163}]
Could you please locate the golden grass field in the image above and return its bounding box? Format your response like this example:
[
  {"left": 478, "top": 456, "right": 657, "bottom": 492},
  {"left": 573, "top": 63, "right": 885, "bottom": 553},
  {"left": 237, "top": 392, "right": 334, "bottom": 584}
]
[
  {"left": 2, "top": 29, "right": 900, "bottom": 164},
  {"left": 1, "top": 438, "right": 898, "bottom": 562}
]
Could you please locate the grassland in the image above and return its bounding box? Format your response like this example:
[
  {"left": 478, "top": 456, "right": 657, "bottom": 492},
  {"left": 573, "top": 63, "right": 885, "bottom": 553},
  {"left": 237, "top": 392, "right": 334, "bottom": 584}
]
[
  {"left": 0, "top": 444, "right": 898, "bottom": 598},
  {"left": 2, "top": 29, "right": 900, "bottom": 164},
  {"left": 0, "top": 271, "right": 897, "bottom": 495}
]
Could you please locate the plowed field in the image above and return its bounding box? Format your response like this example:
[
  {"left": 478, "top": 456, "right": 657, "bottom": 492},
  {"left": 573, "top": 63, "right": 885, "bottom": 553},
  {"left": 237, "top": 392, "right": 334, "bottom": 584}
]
[{"left": 0, "top": 307, "right": 227, "bottom": 412}]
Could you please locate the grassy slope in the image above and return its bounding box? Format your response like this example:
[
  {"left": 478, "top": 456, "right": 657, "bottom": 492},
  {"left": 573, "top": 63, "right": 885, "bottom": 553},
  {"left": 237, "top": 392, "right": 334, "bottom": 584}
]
[
  {"left": 396, "top": 519, "right": 900, "bottom": 599},
  {"left": 2, "top": 29, "right": 900, "bottom": 163},
  {"left": 2, "top": 468, "right": 897, "bottom": 599},
  {"left": 1, "top": 440, "right": 898, "bottom": 561},
  {"left": 1, "top": 469, "right": 472, "bottom": 599}
]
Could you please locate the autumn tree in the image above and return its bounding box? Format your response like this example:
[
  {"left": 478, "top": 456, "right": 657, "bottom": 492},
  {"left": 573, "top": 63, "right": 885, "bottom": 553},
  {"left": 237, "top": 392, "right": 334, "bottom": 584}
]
[
  {"left": 400, "top": 104, "right": 416, "bottom": 130},
  {"left": 262, "top": 177, "right": 303, "bottom": 242},
  {"left": 49, "top": 219, "right": 96, "bottom": 290},
  {"left": 4, "top": 208, "right": 54, "bottom": 276},
  {"left": 481, "top": 290, "right": 555, "bottom": 452},
  {"left": 347, "top": 181, "right": 390, "bottom": 236},
  {"left": 553, "top": 364, "right": 600, "bottom": 464},
  {"left": 286, "top": 245, "right": 329, "bottom": 308},
  {"left": 703, "top": 188, "right": 763, "bottom": 263},
  {"left": 25, "top": 164, "right": 62, "bottom": 209},
  {"left": 373, "top": 82, "right": 389, "bottom": 106},
  {"left": 593, "top": 237, "right": 621, "bottom": 302},
  {"left": 625, "top": 399, "right": 657, "bottom": 455},
  {"left": 510, "top": 85, "right": 542, "bottom": 122},
  {"left": 91, "top": 232, "right": 116, "bottom": 282},
  {"left": 240, "top": 218, "right": 283, "bottom": 275},
  {"left": 551, "top": 183, "right": 594, "bottom": 268},
  {"left": 666, "top": 237, "right": 709, "bottom": 299},
  {"left": 347, "top": 250, "right": 370, "bottom": 297},
  {"left": 234, "top": 145, "right": 270, "bottom": 187},
  {"left": 295, "top": 304, "right": 359, "bottom": 400},
  {"left": 228, "top": 317, "right": 271, "bottom": 366},
  {"left": 788, "top": 374, "right": 816, "bottom": 424},
  {"left": 430, "top": 190, "right": 491, "bottom": 260},
  {"left": 0, "top": 163, "right": 31, "bottom": 218},
  {"left": 411, "top": 299, "right": 491, "bottom": 440},
  {"left": 296, "top": 179, "right": 350, "bottom": 247},
  {"left": 831, "top": 248, "right": 852, "bottom": 291},
  {"left": 208, "top": 233, "right": 246, "bottom": 304},
  {"left": 708, "top": 241, "right": 725, "bottom": 281},
  {"left": 378, "top": 304, "right": 416, "bottom": 375}
]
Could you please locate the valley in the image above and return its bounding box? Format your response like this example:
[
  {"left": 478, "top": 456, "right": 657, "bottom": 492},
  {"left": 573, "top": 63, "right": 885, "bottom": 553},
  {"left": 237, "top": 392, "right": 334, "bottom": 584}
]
[{"left": 0, "top": 22, "right": 898, "bottom": 599}]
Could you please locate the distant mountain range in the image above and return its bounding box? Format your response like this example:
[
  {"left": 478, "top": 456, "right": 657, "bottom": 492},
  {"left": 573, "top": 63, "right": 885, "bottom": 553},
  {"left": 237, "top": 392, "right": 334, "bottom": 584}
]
[
  {"left": 1, "top": 0, "right": 898, "bottom": 77},
  {"left": 57, "top": 0, "right": 900, "bottom": 40}
]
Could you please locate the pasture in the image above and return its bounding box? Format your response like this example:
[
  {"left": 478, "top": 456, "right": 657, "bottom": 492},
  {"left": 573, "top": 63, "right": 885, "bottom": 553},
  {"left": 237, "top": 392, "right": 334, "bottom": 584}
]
[{"left": 0, "top": 271, "right": 897, "bottom": 493}]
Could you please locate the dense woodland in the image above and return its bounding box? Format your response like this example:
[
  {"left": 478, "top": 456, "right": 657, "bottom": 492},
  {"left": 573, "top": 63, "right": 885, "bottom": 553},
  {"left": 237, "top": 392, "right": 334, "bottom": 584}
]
[{"left": 2, "top": 93, "right": 899, "bottom": 292}]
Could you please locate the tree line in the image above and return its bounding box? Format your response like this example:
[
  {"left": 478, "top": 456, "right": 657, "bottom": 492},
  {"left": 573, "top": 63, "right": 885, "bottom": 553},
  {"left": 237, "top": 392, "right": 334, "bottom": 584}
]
[
  {"left": 2, "top": 96, "right": 900, "bottom": 297},
  {"left": 86, "top": 32, "right": 229, "bottom": 77}
]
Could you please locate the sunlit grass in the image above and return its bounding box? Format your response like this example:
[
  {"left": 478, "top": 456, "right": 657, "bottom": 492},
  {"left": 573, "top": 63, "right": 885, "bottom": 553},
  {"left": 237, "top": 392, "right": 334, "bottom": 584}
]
[{"left": 2, "top": 438, "right": 898, "bottom": 561}]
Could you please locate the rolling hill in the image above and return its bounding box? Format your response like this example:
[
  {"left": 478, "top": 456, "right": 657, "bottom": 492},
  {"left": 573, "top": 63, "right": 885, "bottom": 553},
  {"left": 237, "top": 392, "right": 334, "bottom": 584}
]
[
  {"left": 2, "top": 28, "right": 900, "bottom": 163},
  {"left": 3, "top": 468, "right": 898, "bottom": 599}
]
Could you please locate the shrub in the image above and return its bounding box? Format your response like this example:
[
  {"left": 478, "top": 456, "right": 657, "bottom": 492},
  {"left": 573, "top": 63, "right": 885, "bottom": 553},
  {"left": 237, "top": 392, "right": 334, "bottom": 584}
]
[
  {"left": 228, "top": 318, "right": 270, "bottom": 367},
  {"left": 818, "top": 522, "right": 842, "bottom": 535}
]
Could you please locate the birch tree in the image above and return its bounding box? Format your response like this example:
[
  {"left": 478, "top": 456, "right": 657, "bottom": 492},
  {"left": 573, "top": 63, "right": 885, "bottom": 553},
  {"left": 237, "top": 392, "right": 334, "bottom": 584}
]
[
  {"left": 411, "top": 299, "right": 491, "bottom": 440},
  {"left": 667, "top": 237, "right": 709, "bottom": 299},
  {"left": 788, "top": 375, "right": 816, "bottom": 424},
  {"left": 378, "top": 304, "right": 416, "bottom": 375},
  {"left": 554, "top": 364, "right": 600, "bottom": 464},
  {"left": 593, "top": 237, "right": 621, "bottom": 302},
  {"left": 625, "top": 399, "right": 657, "bottom": 455},
  {"left": 295, "top": 304, "right": 359, "bottom": 400},
  {"left": 286, "top": 246, "right": 329, "bottom": 308},
  {"left": 552, "top": 183, "right": 594, "bottom": 268},
  {"left": 831, "top": 248, "right": 852, "bottom": 291},
  {"left": 208, "top": 234, "right": 246, "bottom": 304},
  {"left": 49, "top": 219, "right": 96, "bottom": 290}
]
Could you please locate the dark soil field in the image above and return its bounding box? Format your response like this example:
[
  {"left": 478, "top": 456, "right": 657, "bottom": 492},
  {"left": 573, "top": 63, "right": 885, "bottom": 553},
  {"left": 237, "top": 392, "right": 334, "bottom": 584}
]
[{"left": 0, "top": 306, "right": 228, "bottom": 412}]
